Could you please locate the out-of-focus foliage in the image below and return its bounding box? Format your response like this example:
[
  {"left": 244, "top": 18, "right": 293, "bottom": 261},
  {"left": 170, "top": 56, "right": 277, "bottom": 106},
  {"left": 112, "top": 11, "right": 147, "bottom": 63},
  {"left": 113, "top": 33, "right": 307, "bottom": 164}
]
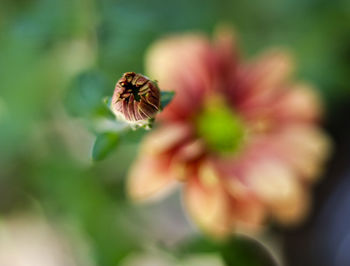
[
  {"left": 92, "top": 132, "right": 120, "bottom": 161},
  {"left": 65, "top": 70, "right": 114, "bottom": 119},
  {"left": 177, "top": 236, "right": 277, "bottom": 266},
  {"left": 0, "top": 0, "right": 349, "bottom": 265}
]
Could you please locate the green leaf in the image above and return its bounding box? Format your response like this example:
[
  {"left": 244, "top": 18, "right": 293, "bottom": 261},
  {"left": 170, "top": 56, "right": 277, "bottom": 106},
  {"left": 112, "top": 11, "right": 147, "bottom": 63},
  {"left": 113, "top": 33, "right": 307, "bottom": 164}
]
[
  {"left": 175, "top": 236, "right": 220, "bottom": 257},
  {"left": 175, "top": 236, "right": 277, "bottom": 266},
  {"left": 220, "top": 236, "right": 277, "bottom": 266},
  {"left": 102, "top": 96, "right": 115, "bottom": 119},
  {"left": 65, "top": 70, "right": 114, "bottom": 119},
  {"left": 160, "top": 91, "right": 175, "bottom": 109},
  {"left": 103, "top": 96, "right": 113, "bottom": 108},
  {"left": 92, "top": 132, "right": 120, "bottom": 161}
]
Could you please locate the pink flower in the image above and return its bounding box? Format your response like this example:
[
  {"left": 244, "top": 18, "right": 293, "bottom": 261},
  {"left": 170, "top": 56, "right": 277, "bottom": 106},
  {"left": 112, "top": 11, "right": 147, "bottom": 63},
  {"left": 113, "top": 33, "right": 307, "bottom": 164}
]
[{"left": 127, "top": 27, "right": 331, "bottom": 237}]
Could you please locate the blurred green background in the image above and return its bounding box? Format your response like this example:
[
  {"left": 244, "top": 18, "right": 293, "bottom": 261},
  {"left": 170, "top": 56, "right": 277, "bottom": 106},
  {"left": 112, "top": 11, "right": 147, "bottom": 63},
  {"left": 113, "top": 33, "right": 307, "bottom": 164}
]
[{"left": 0, "top": 0, "right": 350, "bottom": 265}]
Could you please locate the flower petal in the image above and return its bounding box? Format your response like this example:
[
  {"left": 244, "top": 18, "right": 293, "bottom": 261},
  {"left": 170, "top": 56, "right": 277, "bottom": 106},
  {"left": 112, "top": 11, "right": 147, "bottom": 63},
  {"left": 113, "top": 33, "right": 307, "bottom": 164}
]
[
  {"left": 183, "top": 162, "right": 232, "bottom": 238},
  {"left": 274, "top": 125, "right": 332, "bottom": 181},
  {"left": 240, "top": 84, "right": 323, "bottom": 126},
  {"left": 127, "top": 155, "right": 177, "bottom": 202},
  {"left": 236, "top": 50, "right": 293, "bottom": 110},
  {"left": 271, "top": 83, "right": 323, "bottom": 123},
  {"left": 270, "top": 188, "right": 310, "bottom": 225},
  {"left": 245, "top": 158, "right": 309, "bottom": 224},
  {"left": 171, "top": 139, "right": 206, "bottom": 181},
  {"left": 247, "top": 160, "right": 299, "bottom": 204},
  {"left": 213, "top": 25, "right": 238, "bottom": 77},
  {"left": 146, "top": 34, "right": 217, "bottom": 121},
  {"left": 231, "top": 197, "right": 266, "bottom": 233},
  {"left": 141, "top": 123, "right": 192, "bottom": 156}
]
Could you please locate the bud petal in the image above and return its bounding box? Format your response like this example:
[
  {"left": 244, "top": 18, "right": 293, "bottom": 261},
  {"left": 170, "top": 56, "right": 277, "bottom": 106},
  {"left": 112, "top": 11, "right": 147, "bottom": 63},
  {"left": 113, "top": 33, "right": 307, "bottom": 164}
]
[{"left": 111, "top": 72, "right": 160, "bottom": 124}]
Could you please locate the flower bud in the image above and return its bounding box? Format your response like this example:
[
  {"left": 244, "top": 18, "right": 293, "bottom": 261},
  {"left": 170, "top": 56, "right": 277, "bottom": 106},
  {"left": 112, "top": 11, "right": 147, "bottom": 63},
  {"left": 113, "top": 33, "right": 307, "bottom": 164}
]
[{"left": 111, "top": 72, "right": 160, "bottom": 124}]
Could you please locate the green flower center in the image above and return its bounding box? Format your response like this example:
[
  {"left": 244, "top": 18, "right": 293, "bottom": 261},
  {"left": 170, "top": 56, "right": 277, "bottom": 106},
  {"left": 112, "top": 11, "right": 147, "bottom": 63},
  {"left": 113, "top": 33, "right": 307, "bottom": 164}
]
[{"left": 195, "top": 98, "right": 246, "bottom": 155}]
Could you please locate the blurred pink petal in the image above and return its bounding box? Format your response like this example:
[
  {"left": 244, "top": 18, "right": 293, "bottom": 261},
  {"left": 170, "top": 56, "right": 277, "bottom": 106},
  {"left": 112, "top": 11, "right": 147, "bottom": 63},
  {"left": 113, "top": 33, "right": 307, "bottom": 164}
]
[
  {"left": 272, "top": 125, "right": 332, "bottom": 181},
  {"left": 231, "top": 196, "right": 266, "bottom": 233},
  {"left": 146, "top": 34, "right": 218, "bottom": 121},
  {"left": 128, "top": 154, "right": 177, "bottom": 202},
  {"left": 271, "top": 83, "right": 323, "bottom": 123},
  {"left": 270, "top": 188, "right": 310, "bottom": 225},
  {"left": 240, "top": 83, "right": 323, "bottom": 126},
  {"left": 234, "top": 51, "right": 293, "bottom": 110},
  {"left": 184, "top": 162, "right": 232, "bottom": 238},
  {"left": 141, "top": 123, "right": 192, "bottom": 155}
]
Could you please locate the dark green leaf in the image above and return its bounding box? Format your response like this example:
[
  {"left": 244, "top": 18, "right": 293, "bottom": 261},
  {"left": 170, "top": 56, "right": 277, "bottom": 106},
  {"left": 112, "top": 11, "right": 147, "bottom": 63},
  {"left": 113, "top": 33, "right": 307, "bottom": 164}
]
[
  {"left": 160, "top": 91, "right": 175, "bottom": 109},
  {"left": 220, "top": 236, "right": 277, "bottom": 266},
  {"left": 175, "top": 235, "right": 277, "bottom": 266},
  {"left": 92, "top": 132, "right": 120, "bottom": 161}
]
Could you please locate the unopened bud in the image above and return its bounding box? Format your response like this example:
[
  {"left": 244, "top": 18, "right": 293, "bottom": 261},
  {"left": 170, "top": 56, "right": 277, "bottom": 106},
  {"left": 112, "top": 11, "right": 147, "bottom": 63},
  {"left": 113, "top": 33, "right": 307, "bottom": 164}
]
[{"left": 111, "top": 72, "right": 160, "bottom": 125}]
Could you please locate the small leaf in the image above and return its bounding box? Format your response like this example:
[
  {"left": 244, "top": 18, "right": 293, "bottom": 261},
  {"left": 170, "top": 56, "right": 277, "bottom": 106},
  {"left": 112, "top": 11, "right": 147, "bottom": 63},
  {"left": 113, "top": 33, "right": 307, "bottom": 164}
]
[
  {"left": 103, "top": 96, "right": 113, "bottom": 107},
  {"left": 160, "top": 91, "right": 175, "bottom": 109},
  {"left": 102, "top": 96, "right": 115, "bottom": 119},
  {"left": 92, "top": 132, "right": 120, "bottom": 161},
  {"left": 65, "top": 70, "right": 113, "bottom": 118}
]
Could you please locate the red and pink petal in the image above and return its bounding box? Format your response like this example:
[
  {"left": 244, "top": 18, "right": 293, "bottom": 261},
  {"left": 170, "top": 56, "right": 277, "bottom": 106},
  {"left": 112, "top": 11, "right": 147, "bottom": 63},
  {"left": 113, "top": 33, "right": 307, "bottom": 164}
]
[{"left": 128, "top": 155, "right": 177, "bottom": 202}]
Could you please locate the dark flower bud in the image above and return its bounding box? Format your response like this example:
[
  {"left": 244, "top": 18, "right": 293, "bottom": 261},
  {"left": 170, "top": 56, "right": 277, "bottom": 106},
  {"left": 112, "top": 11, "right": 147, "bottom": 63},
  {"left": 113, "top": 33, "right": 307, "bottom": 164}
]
[{"left": 111, "top": 72, "right": 160, "bottom": 125}]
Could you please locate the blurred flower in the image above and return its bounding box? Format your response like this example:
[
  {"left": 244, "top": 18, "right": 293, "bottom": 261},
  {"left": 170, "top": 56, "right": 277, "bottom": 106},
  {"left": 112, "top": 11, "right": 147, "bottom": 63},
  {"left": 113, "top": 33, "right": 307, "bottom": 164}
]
[
  {"left": 128, "top": 27, "right": 331, "bottom": 237},
  {"left": 111, "top": 72, "right": 160, "bottom": 127},
  {"left": 0, "top": 215, "right": 95, "bottom": 266}
]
